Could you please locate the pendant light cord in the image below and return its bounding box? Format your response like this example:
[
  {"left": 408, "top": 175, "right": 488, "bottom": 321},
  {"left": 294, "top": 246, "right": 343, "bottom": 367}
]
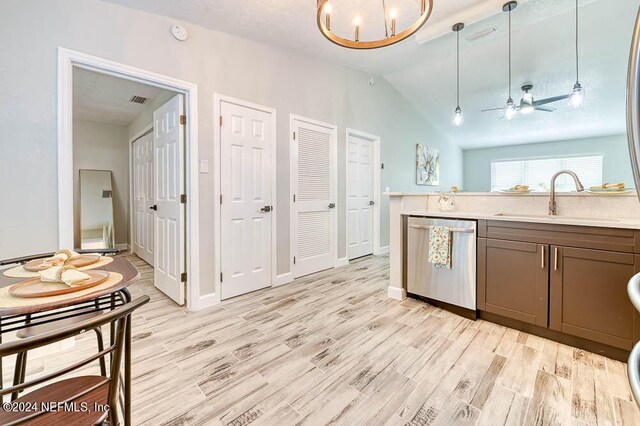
[
  {"left": 508, "top": 7, "right": 512, "bottom": 99},
  {"left": 575, "top": 0, "right": 579, "bottom": 82},
  {"left": 457, "top": 29, "right": 460, "bottom": 107}
]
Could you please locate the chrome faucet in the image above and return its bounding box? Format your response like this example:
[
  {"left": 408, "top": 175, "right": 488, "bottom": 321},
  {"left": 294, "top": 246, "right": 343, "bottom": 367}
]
[{"left": 549, "top": 170, "right": 585, "bottom": 215}]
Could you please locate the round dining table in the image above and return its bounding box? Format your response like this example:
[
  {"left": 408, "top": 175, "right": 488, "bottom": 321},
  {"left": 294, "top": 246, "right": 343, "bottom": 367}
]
[{"left": 0, "top": 256, "right": 140, "bottom": 425}]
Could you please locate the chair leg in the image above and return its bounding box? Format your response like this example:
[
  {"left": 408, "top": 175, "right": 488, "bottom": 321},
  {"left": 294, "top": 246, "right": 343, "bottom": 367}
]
[
  {"left": 11, "top": 352, "right": 26, "bottom": 401},
  {"left": 94, "top": 328, "right": 107, "bottom": 376}
]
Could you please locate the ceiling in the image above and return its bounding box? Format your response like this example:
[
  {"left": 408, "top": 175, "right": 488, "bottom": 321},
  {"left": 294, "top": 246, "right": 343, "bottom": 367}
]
[
  {"left": 73, "top": 68, "right": 170, "bottom": 126},
  {"left": 99, "top": 0, "right": 639, "bottom": 148}
]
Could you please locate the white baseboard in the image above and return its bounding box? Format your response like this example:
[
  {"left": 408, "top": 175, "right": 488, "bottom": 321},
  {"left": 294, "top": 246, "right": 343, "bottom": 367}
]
[
  {"left": 190, "top": 293, "right": 220, "bottom": 311},
  {"left": 116, "top": 243, "right": 131, "bottom": 251},
  {"left": 387, "top": 286, "right": 407, "bottom": 301},
  {"left": 274, "top": 272, "right": 293, "bottom": 287},
  {"left": 375, "top": 245, "right": 390, "bottom": 255},
  {"left": 335, "top": 257, "right": 349, "bottom": 267}
]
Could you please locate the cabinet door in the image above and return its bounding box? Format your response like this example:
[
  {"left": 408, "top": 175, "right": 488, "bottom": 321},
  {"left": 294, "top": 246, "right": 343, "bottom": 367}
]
[
  {"left": 483, "top": 238, "right": 549, "bottom": 327},
  {"left": 550, "top": 246, "right": 640, "bottom": 350}
]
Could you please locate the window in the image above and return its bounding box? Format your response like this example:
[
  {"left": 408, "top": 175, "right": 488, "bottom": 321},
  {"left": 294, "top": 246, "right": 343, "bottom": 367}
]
[{"left": 490, "top": 155, "right": 603, "bottom": 192}]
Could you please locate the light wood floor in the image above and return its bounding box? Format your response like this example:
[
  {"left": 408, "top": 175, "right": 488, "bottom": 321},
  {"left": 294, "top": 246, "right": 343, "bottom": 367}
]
[{"left": 9, "top": 254, "right": 640, "bottom": 425}]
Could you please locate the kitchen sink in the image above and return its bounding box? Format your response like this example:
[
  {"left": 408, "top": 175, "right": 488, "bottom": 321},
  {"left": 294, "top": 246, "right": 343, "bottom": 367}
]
[{"left": 494, "top": 213, "right": 619, "bottom": 223}]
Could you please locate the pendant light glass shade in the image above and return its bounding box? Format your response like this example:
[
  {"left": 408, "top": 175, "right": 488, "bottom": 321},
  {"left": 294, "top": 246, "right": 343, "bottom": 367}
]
[
  {"left": 454, "top": 106, "right": 463, "bottom": 126},
  {"left": 570, "top": 81, "right": 584, "bottom": 108},
  {"left": 452, "top": 23, "right": 464, "bottom": 127},
  {"left": 505, "top": 97, "right": 516, "bottom": 120},
  {"left": 570, "top": 0, "right": 584, "bottom": 107}
]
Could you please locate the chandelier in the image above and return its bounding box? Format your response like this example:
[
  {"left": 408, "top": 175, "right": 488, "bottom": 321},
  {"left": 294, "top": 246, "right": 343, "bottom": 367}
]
[{"left": 316, "top": 0, "right": 434, "bottom": 49}]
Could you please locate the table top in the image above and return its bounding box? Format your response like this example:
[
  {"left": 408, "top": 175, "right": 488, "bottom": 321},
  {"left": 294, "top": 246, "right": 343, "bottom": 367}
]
[{"left": 0, "top": 257, "right": 140, "bottom": 316}]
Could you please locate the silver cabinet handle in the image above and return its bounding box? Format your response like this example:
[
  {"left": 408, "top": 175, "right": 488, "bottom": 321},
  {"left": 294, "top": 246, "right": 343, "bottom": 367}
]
[
  {"left": 408, "top": 225, "right": 474, "bottom": 233},
  {"left": 541, "top": 246, "right": 545, "bottom": 269},
  {"left": 554, "top": 247, "right": 559, "bottom": 271}
]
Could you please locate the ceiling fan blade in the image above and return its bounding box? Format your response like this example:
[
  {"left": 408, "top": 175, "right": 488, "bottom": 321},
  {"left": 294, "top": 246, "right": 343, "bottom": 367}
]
[
  {"left": 533, "top": 94, "right": 570, "bottom": 106},
  {"left": 482, "top": 107, "right": 504, "bottom": 112},
  {"left": 535, "top": 106, "right": 556, "bottom": 112}
]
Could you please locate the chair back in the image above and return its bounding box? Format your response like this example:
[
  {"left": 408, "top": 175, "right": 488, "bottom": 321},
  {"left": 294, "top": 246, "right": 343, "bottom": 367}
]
[{"left": 0, "top": 296, "right": 149, "bottom": 424}]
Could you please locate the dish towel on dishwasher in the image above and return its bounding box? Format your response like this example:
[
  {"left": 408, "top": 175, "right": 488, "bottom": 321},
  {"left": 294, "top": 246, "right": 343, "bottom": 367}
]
[{"left": 428, "top": 226, "right": 452, "bottom": 269}]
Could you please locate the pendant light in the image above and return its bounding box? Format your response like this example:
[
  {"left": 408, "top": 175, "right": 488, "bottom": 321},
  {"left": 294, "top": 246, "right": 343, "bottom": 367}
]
[
  {"left": 453, "top": 23, "right": 465, "bottom": 127},
  {"left": 569, "top": 0, "right": 584, "bottom": 107},
  {"left": 503, "top": 1, "right": 517, "bottom": 120}
]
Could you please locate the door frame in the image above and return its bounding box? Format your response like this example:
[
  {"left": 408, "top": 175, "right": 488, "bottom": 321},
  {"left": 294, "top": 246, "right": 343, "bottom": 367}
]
[
  {"left": 128, "top": 123, "right": 153, "bottom": 258},
  {"left": 289, "top": 114, "right": 338, "bottom": 277},
  {"left": 214, "top": 94, "right": 278, "bottom": 298},
  {"left": 345, "top": 128, "right": 382, "bottom": 259},
  {"left": 57, "top": 48, "right": 203, "bottom": 310}
]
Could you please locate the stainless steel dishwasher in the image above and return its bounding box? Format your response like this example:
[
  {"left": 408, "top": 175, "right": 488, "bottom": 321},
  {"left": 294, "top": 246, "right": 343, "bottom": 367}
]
[{"left": 407, "top": 217, "right": 477, "bottom": 312}]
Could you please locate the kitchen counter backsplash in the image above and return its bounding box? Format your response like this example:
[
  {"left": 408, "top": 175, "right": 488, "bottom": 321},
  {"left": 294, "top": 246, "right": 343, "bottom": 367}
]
[{"left": 386, "top": 192, "right": 640, "bottom": 220}]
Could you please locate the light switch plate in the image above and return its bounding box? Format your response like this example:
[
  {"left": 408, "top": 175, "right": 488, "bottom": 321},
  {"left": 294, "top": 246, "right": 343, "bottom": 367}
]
[{"left": 200, "top": 160, "right": 209, "bottom": 174}]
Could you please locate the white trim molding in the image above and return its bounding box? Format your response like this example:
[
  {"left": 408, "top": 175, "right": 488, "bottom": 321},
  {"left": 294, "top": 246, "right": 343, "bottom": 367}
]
[
  {"left": 57, "top": 48, "right": 202, "bottom": 311},
  {"left": 387, "top": 286, "right": 407, "bottom": 301},
  {"left": 274, "top": 273, "right": 294, "bottom": 287},
  {"left": 335, "top": 257, "right": 349, "bottom": 268},
  {"left": 214, "top": 94, "right": 278, "bottom": 300},
  {"left": 345, "top": 128, "right": 382, "bottom": 262},
  {"left": 375, "top": 245, "right": 390, "bottom": 255}
]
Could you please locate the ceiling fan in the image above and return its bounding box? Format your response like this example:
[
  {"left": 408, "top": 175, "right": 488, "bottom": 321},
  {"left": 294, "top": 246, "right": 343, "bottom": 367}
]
[{"left": 482, "top": 84, "right": 570, "bottom": 116}]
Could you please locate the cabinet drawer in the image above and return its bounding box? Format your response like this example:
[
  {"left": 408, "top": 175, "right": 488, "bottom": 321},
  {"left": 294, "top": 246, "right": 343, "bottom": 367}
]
[{"left": 481, "top": 220, "right": 640, "bottom": 254}]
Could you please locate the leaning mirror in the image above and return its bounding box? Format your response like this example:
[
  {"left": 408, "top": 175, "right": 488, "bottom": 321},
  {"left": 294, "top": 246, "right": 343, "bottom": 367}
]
[{"left": 79, "top": 169, "right": 115, "bottom": 249}]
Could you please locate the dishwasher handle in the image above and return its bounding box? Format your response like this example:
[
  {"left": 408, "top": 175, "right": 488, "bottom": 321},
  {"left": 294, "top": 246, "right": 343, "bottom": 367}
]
[{"left": 408, "top": 225, "right": 475, "bottom": 234}]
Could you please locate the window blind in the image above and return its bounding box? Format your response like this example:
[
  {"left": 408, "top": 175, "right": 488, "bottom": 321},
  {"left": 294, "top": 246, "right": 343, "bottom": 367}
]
[{"left": 490, "top": 155, "right": 603, "bottom": 192}]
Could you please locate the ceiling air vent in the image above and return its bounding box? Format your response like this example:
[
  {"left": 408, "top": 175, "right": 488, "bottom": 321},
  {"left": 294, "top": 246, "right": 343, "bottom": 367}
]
[
  {"left": 466, "top": 27, "right": 498, "bottom": 42},
  {"left": 129, "top": 95, "right": 148, "bottom": 104}
]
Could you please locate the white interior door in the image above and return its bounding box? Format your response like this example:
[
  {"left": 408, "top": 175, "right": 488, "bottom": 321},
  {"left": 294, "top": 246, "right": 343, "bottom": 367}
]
[
  {"left": 153, "top": 94, "right": 185, "bottom": 304},
  {"left": 132, "top": 131, "right": 154, "bottom": 266},
  {"left": 220, "top": 101, "right": 273, "bottom": 300},
  {"left": 291, "top": 117, "right": 337, "bottom": 278},
  {"left": 347, "top": 134, "right": 374, "bottom": 259}
]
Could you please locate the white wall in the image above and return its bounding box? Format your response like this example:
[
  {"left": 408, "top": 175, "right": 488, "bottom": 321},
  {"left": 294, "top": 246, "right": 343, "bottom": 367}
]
[
  {"left": 73, "top": 119, "right": 129, "bottom": 247},
  {"left": 0, "top": 0, "right": 462, "bottom": 296},
  {"left": 463, "top": 134, "right": 633, "bottom": 192}
]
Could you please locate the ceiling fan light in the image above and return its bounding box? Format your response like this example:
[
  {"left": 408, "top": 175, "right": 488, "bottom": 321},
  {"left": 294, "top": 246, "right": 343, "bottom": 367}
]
[
  {"left": 454, "top": 106, "right": 463, "bottom": 126},
  {"left": 505, "top": 98, "right": 516, "bottom": 120},
  {"left": 569, "top": 81, "right": 584, "bottom": 108}
]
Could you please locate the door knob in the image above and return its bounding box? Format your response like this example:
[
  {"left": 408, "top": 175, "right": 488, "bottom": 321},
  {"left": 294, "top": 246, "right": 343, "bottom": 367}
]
[
  {"left": 369, "top": 201, "right": 375, "bottom": 205},
  {"left": 149, "top": 205, "right": 158, "bottom": 211},
  {"left": 260, "top": 205, "right": 272, "bottom": 213},
  {"left": 328, "top": 203, "right": 336, "bottom": 209}
]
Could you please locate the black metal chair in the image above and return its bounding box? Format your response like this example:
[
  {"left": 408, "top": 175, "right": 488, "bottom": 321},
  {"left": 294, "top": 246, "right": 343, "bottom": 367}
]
[{"left": 0, "top": 296, "right": 149, "bottom": 425}]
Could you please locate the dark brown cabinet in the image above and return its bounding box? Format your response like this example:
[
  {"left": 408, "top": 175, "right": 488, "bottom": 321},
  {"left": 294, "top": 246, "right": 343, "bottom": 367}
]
[
  {"left": 482, "top": 239, "right": 548, "bottom": 327},
  {"left": 477, "top": 220, "right": 640, "bottom": 353},
  {"left": 549, "top": 246, "right": 640, "bottom": 350}
]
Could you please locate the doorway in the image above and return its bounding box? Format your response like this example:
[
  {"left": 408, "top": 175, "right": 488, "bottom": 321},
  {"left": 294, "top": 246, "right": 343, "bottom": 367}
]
[
  {"left": 215, "top": 95, "right": 277, "bottom": 300},
  {"left": 346, "top": 129, "right": 381, "bottom": 260},
  {"left": 58, "top": 48, "right": 201, "bottom": 309},
  {"left": 290, "top": 115, "right": 338, "bottom": 278}
]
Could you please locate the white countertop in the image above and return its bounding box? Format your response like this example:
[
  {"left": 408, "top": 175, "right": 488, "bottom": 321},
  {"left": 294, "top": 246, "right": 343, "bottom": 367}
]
[
  {"left": 386, "top": 191, "right": 637, "bottom": 197},
  {"left": 401, "top": 210, "right": 640, "bottom": 230}
]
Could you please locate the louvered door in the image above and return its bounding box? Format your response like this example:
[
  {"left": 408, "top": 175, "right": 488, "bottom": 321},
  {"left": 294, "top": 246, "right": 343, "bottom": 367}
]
[{"left": 291, "top": 117, "right": 337, "bottom": 278}]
